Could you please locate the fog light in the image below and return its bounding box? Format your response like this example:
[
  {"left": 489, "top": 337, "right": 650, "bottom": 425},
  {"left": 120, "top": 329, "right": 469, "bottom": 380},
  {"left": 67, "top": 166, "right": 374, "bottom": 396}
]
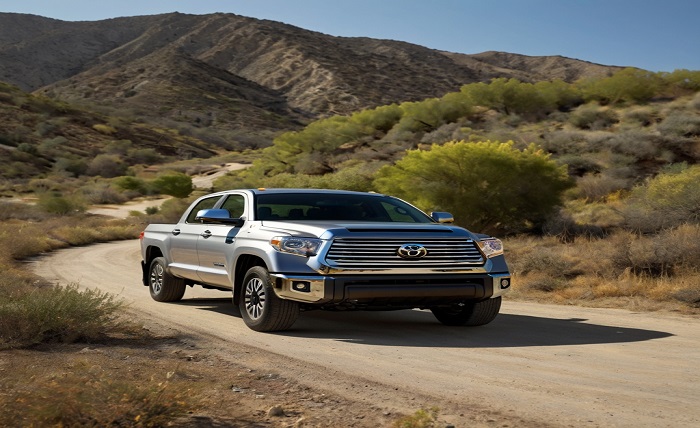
[
  {"left": 500, "top": 278, "right": 511, "bottom": 289},
  {"left": 292, "top": 281, "right": 311, "bottom": 292}
]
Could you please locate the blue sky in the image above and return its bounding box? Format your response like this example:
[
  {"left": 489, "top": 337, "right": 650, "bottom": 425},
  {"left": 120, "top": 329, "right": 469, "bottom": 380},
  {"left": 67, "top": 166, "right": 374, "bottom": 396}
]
[{"left": 1, "top": 0, "right": 697, "bottom": 72}]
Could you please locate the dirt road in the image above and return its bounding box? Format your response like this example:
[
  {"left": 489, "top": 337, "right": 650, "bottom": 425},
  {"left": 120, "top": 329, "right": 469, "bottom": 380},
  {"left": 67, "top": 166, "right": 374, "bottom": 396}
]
[{"left": 33, "top": 240, "right": 700, "bottom": 427}]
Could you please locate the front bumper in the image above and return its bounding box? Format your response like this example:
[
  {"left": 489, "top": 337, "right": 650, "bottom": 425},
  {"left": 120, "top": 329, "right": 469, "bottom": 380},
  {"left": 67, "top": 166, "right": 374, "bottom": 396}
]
[{"left": 270, "top": 272, "right": 511, "bottom": 305}]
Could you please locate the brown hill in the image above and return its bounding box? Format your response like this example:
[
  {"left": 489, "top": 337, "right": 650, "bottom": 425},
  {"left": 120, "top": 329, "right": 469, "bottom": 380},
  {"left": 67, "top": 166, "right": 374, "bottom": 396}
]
[{"left": 0, "top": 12, "right": 622, "bottom": 147}]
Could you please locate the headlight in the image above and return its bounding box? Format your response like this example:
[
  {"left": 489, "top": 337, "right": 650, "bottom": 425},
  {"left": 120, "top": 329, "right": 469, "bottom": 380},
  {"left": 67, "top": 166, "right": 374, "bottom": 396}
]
[
  {"left": 270, "top": 236, "right": 323, "bottom": 257},
  {"left": 478, "top": 238, "right": 504, "bottom": 258}
]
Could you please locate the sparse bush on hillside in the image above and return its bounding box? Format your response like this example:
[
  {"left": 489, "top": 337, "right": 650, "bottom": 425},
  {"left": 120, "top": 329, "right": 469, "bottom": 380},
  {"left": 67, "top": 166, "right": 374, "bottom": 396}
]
[
  {"left": 569, "top": 104, "right": 619, "bottom": 130},
  {"left": 657, "top": 112, "right": 700, "bottom": 137},
  {"left": 623, "top": 164, "right": 700, "bottom": 232},
  {"left": 575, "top": 173, "right": 630, "bottom": 201},
  {"left": 86, "top": 154, "right": 128, "bottom": 178}
]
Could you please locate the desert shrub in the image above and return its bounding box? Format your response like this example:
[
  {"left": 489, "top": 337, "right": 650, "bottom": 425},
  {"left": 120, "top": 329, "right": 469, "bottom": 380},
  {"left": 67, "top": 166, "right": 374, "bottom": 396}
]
[
  {"left": 657, "top": 112, "right": 700, "bottom": 137},
  {"left": 557, "top": 154, "right": 602, "bottom": 176},
  {"left": 53, "top": 157, "right": 88, "bottom": 177},
  {"left": 86, "top": 154, "right": 128, "bottom": 178},
  {"left": 540, "top": 130, "right": 590, "bottom": 155},
  {"left": 623, "top": 106, "right": 658, "bottom": 126},
  {"left": 151, "top": 172, "right": 193, "bottom": 198},
  {"left": 623, "top": 164, "right": 700, "bottom": 232},
  {"left": 374, "top": 140, "right": 573, "bottom": 234},
  {"left": 609, "top": 225, "right": 700, "bottom": 277},
  {"left": 0, "top": 284, "right": 125, "bottom": 349},
  {"left": 601, "top": 130, "right": 664, "bottom": 160},
  {"left": 128, "top": 147, "right": 161, "bottom": 164},
  {"left": 80, "top": 184, "right": 128, "bottom": 204},
  {"left": 569, "top": 104, "right": 619, "bottom": 130},
  {"left": 37, "top": 193, "right": 86, "bottom": 215},
  {"left": 575, "top": 173, "right": 630, "bottom": 201},
  {"left": 113, "top": 176, "right": 147, "bottom": 194},
  {"left": 92, "top": 124, "right": 117, "bottom": 135}
]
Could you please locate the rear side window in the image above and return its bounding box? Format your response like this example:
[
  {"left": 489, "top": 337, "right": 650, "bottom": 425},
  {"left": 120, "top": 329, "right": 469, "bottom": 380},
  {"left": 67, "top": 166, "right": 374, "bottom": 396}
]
[
  {"left": 220, "top": 194, "right": 245, "bottom": 218},
  {"left": 186, "top": 196, "right": 221, "bottom": 223}
]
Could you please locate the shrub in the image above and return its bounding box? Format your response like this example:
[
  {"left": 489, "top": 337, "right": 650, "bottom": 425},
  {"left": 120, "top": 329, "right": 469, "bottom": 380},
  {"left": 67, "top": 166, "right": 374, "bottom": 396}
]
[
  {"left": 373, "top": 140, "right": 573, "bottom": 234},
  {"left": 37, "top": 193, "right": 86, "bottom": 215},
  {"left": 624, "top": 164, "right": 700, "bottom": 232},
  {"left": 569, "top": 104, "right": 619, "bottom": 130},
  {"left": 86, "top": 154, "right": 128, "bottom": 178},
  {"left": 0, "top": 284, "right": 125, "bottom": 349},
  {"left": 151, "top": 172, "right": 193, "bottom": 198},
  {"left": 657, "top": 112, "right": 700, "bottom": 137},
  {"left": 575, "top": 173, "right": 630, "bottom": 201}
]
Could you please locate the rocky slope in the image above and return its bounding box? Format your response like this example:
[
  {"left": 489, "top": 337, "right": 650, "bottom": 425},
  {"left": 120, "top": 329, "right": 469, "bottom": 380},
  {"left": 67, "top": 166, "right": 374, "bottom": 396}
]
[{"left": 0, "top": 12, "right": 622, "bottom": 145}]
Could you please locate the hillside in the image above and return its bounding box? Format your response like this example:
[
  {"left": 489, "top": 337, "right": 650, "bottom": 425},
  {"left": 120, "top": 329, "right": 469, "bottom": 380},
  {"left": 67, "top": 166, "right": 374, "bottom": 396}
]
[{"left": 0, "top": 12, "right": 621, "bottom": 148}]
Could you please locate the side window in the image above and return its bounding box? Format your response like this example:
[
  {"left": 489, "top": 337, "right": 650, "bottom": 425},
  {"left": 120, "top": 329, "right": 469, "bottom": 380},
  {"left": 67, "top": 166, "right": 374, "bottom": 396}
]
[
  {"left": 220, "top": 194, "right": 245, "bottom": 218},
  {"left": 186, "top": 196, "right": 221, "bottom": 223}
]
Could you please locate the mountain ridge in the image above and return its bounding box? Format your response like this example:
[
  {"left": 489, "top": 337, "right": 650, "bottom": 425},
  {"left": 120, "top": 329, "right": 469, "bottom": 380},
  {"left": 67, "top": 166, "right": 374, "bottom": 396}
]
[{"left": 0, "top": 12, "right": 623, "bottom": 145}]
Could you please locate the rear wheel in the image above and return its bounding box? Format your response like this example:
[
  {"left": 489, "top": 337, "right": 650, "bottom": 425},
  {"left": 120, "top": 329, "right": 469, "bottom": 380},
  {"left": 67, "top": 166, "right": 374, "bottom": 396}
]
[
  {"left": 148, "top": 257, "right": 186, "bottom": 302},
  {"left": 431, "top": 297, "right": 501, "bottom": 326},
  {"left": 239, "top": 266, "right": 299, "bottom": 332}
]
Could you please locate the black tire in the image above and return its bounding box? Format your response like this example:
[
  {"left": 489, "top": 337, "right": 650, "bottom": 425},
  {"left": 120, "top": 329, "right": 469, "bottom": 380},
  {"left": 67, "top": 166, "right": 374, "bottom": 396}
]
[
  {"left": 148, "top": 257, "right": 186, "bottom": 302},
  {"left": 431, "top": 297, "right": 502, "bottom": 326},
  {"left": 239, "top": 266, "right": 299, "bottom": 332}
]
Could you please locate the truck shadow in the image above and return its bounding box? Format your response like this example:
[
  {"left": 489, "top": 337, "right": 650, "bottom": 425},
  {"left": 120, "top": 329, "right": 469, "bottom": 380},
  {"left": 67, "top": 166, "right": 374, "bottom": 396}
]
[{"left": 177, "top": 297, "right": 673, "bottom": 348}]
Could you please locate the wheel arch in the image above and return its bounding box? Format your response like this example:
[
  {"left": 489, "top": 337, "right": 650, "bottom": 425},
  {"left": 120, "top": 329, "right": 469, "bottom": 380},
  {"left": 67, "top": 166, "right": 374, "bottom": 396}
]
[
  {"left": 233, "top": 254, "right": 267, "bottom": 305},
  {"left": 142, "top": 246, "right": 164, "bottom": 286}
]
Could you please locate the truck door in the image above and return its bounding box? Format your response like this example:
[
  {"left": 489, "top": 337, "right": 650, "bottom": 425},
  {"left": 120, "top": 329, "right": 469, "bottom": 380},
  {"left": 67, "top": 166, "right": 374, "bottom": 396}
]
[
  {"left": 196, "top": 194, "right": 246, "bottom": 288},
  {"left": 167, "top": 195, "right": 222, "bottom": 281}
]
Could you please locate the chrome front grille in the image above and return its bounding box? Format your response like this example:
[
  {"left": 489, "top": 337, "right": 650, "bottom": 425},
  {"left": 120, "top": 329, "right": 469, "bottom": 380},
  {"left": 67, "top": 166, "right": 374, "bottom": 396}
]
[{"left": 325, "top": 238, "right": 485, "bottom": 268}]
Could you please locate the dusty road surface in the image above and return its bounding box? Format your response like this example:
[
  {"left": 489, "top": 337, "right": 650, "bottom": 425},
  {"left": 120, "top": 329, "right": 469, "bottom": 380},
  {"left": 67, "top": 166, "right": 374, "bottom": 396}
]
[{"left": 33, "top": 240, "right": 700, "bottom": 427}]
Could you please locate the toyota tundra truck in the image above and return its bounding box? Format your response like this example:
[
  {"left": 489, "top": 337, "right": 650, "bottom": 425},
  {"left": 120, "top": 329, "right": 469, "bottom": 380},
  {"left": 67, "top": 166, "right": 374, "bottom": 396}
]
[{"left": 139, "top": 188, "right": 511, "bottom": 332}]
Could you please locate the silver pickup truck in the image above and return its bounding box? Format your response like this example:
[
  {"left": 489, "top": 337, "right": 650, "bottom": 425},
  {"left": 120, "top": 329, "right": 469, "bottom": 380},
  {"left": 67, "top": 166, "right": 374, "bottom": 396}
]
[{"left": 140, "top": 188, "right": 511, "bottom": 332}]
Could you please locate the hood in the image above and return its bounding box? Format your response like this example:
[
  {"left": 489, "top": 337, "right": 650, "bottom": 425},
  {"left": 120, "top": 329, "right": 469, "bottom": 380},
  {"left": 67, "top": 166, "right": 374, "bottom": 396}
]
[{"left": 259, "top": 220, "right": 473, "bottom": 240}]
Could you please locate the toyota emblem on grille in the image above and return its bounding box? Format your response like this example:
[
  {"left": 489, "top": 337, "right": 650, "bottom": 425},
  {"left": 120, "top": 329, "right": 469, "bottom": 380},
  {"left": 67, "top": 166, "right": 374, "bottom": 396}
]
[{"left": 397, "top": 243, "right": 428, "bottom": 259}]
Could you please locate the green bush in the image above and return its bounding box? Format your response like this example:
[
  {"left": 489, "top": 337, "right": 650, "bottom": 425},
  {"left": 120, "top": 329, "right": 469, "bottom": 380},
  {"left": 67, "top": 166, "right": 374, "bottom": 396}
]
[
  {"left": 151, "top": 172, "right": 193, "bottom": 198},
  {"left": 374, "top": 140, "right": 574, "bottom": 233},
  {"left": 624, "top": 164, "right": 700, "bottom": 232},
  {"left": 37, "top": 193, "right": 86, "bottom": 215}
]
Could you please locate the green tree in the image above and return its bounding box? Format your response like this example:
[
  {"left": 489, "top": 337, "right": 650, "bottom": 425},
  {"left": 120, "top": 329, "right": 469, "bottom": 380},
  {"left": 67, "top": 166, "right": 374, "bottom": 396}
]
[
  {"left": 577, "top": 68, "right": 661, "bottom": 104},
  {"left": 151, "top": 172, "right": 193, "bottom": 198},
  {"left": 373, "top": 140, "right": 573, "bottom": 233}
]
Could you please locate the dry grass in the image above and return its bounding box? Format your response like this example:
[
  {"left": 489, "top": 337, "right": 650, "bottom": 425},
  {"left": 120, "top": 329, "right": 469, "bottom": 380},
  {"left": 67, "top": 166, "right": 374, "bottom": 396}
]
[{"left": 506, "top": 225, "right": 700, "bottom": 313}]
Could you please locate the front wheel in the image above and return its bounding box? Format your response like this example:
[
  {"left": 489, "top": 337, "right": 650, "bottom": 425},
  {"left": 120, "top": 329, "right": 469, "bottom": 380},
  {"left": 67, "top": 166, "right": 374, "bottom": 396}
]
[
  {"left": 148, "top": 257, "right": 186, "bottom": 302},
  {"left": 239, "top": 266, "right": 299, "bottom": 332},
  {"left": 431, "top": 297, "right": 502, "bottom": 326}
]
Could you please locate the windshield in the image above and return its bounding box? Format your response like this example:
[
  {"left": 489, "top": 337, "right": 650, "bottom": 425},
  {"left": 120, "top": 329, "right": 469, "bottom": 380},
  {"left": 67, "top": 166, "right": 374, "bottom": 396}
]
[{"left": 255, "top": 193, "right": 434, "bottom": 223}]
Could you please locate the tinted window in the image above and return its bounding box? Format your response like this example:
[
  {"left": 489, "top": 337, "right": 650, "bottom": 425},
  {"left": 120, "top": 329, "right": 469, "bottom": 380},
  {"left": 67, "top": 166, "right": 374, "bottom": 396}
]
[
  {"left": 220, "top": 194, "right": 245, "bottom": 218},
  {"left": 255, "top": 193, "right": 433, "bottom": 223}
]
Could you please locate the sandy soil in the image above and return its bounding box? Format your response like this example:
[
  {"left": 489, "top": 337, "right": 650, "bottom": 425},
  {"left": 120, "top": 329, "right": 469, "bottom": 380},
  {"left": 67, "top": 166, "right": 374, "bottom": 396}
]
[{"left": 28, "top": 240, "right": 700, "bottom": 427}]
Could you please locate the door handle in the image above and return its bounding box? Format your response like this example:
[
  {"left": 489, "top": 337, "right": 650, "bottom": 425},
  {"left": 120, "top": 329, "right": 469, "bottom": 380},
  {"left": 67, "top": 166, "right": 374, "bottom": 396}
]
[
  {"left": 172, "top": 229, "right": 181, "bottom": 236},
  {"left": 200, "top": 230, "right": 212, "bottom": 238}
]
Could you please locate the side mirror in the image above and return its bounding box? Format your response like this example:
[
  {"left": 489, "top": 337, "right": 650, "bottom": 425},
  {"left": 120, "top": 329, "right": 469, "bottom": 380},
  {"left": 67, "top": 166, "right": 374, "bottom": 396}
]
[
  {"left": 195, "top": 209, "right": 244, "bottom": 226},
  {"left": 431, "top": 211, "right": 454, "bottom": 223}
]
